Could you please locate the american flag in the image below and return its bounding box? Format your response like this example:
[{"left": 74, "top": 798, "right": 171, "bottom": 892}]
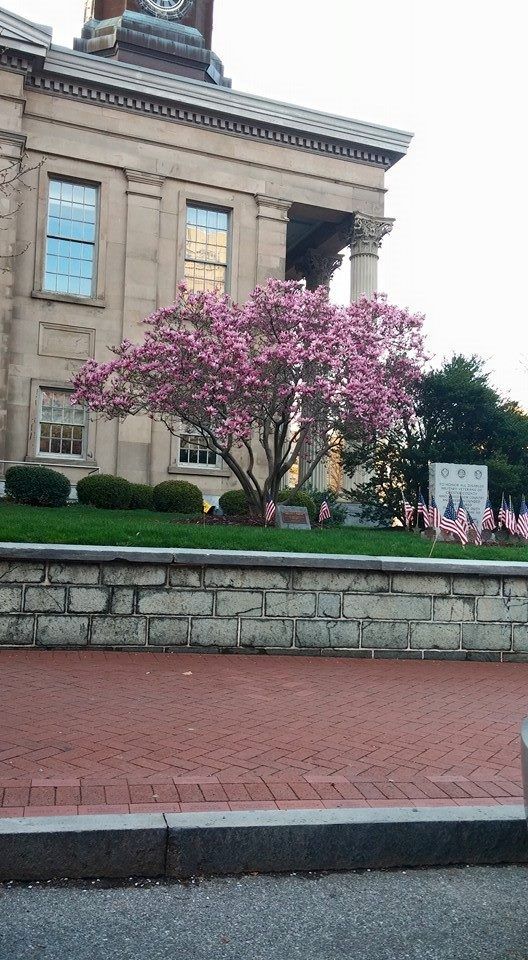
[
  {"left": 418, "top": 491, "right": 431, "bottom": 528},
  {"left": 482, "top": 495, "right": 495, "bottom": 531},
  {"left": 318, "top": 499, "right": 331, "bottom": 524},
  {"left": 498, "top": 493, "right": 507, "bottom": 529},
  {"left": 467, "top": 511, "right": 482, "bottom": 546},
  {"left": 517, "top": 496, "right": 528, "bottom": 540},
  {"left": 265, "top": 497, "right": 276, "bottom": 525},
  {"left": 429, "top": 496, "right": 440, "bottom": 529},
  {"left": 506, "top": 496, "right": 517, "bottom": 536},
  {"left": 440, "top": 492, "right": 468, "bottom": 545},
  {"left": 456, "top": 495, "right": 469, "bottom": 534},
  {"left": 402, "top": 494, "right": 414, "bottom": 528}
]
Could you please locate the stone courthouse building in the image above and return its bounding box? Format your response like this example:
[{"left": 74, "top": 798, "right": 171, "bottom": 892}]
[{"left": 0, "top": 0, "right": 411, "bottom": 499}]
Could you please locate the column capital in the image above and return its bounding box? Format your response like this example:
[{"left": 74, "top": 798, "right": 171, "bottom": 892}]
[
  {"left": 297, "top": 249, "right": 344, "bottom": 291},
  {"left": 255, "top": 195, "right": 291, "bottom": 222},
  {"left": 348, "top": 212, "right": 395, "bottom": 257},
  {"left": 124, "top": 169, "right": 165, "bottom": 198}
]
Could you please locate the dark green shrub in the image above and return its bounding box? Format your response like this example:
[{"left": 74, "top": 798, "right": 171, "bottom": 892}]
[
  {"left": 278, "top": 488, "right": 316, "bottom": 522},
  {"left": 5, "top": 465, "right": 71, "bottom": 508},
  {"left": 76, "top": 474, "right": 132, "bottom": 510},
  {"left": 219, "top": 489, "right": 250, "bottom": 517},
  {"left": 153, "top": 480, "right": 203, "bottom": 514},
  {"left": 128, "top": 483, "right": 154, "bottom": 511}
]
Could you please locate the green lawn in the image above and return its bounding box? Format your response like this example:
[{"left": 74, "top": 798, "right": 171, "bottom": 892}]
[{"left": 0, "top": 502, "right": 526, "bottom": 561}]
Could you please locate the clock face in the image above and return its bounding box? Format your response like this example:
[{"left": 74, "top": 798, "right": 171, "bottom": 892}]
[{"left": 136, "top": 0, "right": 194, "bottom": 20}]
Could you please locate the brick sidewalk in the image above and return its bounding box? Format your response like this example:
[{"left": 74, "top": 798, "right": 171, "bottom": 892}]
[{"left": 0, "top": 651, "right": 526, "bottom": 817}]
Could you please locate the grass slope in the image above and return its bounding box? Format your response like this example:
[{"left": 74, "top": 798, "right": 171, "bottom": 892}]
[{"left": 0, "top": 503, "right": 527, "bottom": 561}]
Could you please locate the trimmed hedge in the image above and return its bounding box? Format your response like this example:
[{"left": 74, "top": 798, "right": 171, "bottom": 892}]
[
  {"left": 76, "top": 474, "right": 132, "bottom": 510},
  {"left": 278, "top": 488, "right": 316, "bottom": 522},
  {"left": 5, "top": 465, "right": 71, "bottom": 508},
  {"left": 152, "top": 480, "right": 203, "bottom": 514},
  {"left": 128, "top": 483, "right": 154, "bottom": 511},
  {"left": 219, "top": 489, "right": 250, "bottom": 517}
]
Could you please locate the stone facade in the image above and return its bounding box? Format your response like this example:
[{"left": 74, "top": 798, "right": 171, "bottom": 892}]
[
  {"left": 0, "top": 6, "right": 411, "bottom": 500},
  {"left": 2, "top": 546, "right": 528, "bottom": 661}
]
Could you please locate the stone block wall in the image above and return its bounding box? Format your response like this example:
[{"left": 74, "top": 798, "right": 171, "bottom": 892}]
[{"left": 1, "top": 547, "right": 528, "bottom": 661}]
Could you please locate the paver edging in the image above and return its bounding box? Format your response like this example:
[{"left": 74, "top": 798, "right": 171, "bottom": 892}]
[{"left": 1, "top": 806, "right": 527, "bottom": 881}]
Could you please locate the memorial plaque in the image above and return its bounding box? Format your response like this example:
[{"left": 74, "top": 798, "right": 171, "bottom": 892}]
[
  {"left": 429, "top": 462, "right": 488, "bottom": 528},
  {"left": 276, "top": 504, "right": 311, "bottom": 531}
]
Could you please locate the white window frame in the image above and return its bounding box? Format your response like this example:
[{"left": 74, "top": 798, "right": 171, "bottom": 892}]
[
  {"left": 177, "top": 423, "right": 219, "bottom": 470},
  {"left": 43, "top": 177, "right": 100, "bottom": 299},
  {"left": 184, "top": 203, "right": 231, "bottom": 294},
  {"left": 36, "top": 388, "right": 88, "bottom": 461}
]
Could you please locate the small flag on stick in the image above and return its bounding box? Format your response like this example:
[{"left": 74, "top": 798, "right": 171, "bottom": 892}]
[
  {"left": 457, "top": 496, "right": 469, "bottom": 535},
  {"left": 429, "top": 496, "right": 440, "bottom": 529},
  {"left": 402, "top": 494, "right": 414, "bottom": 529},
  {"left": 506, "top": 496, "right": 517, "bottom": 536},
  {"left": 318, "top": 499, "right": 331, "bottom": 524},
  {"left": 467, "top": 511, "right": 482, "bottom": 546},
  {"left": 418, "top": 491, "right": 431, "bottom": 528},
  {"left": 265, "top": 497, "right": 276, "bottom": 526},
  {"left": 498, "top": 493, "right": 507, "bottom": 529},
  {"left": 517, "top": 496, "right": 528, "bottom": 540},
  {"left": 482, "top": 495, "right": 495, "bottom": 531},
  {"left": 440, "top": 492, "right": 468, "bottom": 546}
]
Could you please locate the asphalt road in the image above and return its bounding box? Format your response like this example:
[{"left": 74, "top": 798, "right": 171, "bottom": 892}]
[{"left": 1, "top": 866, "right": 527, "bottom": 960}]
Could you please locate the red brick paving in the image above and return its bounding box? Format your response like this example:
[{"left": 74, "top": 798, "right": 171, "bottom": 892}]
[{"left": 0, "top": 651, "right": 526, "bottom": 817}]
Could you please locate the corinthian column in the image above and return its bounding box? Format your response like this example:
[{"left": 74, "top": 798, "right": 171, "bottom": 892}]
[{"left": 349, "top": 213, "right": 394, "bottom": 302}]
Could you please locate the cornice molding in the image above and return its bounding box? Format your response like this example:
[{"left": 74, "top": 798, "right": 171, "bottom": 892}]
[
  {"left": 0, "top": 7, "right": 52, "bottom": 61},
  {"left": 0, "top": 8, "right": 413, "bottom": 170}
]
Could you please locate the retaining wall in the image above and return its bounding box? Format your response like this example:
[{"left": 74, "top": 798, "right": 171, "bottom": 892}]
[{"left": 2, "top": 544, "right": 528, "bottom": 661}]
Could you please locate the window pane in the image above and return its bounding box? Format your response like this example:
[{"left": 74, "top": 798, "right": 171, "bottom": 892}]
[
  {"left": 44, "top": 178, "right": 98, "bottom": 297},
  {"left": 178, "top": 423, "right": 218, "bottom": 469},
  {"left": 38, "top": 389, "right": 86, "bottom": 459},
  {"left": 184, "top": 205, "right": 229, "bottom": 294}
]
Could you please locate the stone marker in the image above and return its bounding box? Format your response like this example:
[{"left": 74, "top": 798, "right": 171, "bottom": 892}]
[
  {"left": 429, "top": 462, "right": 488, "bottom": 529},
  {"left": 276, "top": 504, "right": 311, "bottom": 531}
]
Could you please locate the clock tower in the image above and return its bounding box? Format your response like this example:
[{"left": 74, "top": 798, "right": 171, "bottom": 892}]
[{"left": 76, "top": 0, "right": 229, "bottom": 86}]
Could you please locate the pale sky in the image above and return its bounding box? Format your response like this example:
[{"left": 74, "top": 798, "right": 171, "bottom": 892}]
[{"left": 5, "top": 0, "right": 527, "bottom": 407}]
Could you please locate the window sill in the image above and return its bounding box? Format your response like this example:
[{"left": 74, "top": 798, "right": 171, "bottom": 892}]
[
  {"left": 32, "top": 289, "right": 106, "bottom": 309},
  {"left": 169, "top": 464, "right": 230, "bottom": 479},
  {"left": 25, "top": 456, "right": 98, "bottom": 471}
]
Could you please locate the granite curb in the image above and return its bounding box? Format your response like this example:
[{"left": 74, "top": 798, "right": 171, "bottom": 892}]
[
  {"left": 1, "top": 806, "right": 527, "bottom": 881},
  {"left": 2, "top": 541, "right": 528, "bottom": 575}
]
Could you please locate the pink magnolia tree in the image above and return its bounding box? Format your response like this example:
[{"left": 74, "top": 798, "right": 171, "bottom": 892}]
[{"left": 71, "top": 279, "right": 425, "bottom": 515}]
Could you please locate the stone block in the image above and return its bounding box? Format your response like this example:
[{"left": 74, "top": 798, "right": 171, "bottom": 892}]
[
  {"left": 24, "top": 587, "right": 66, "bottom": 613},
  {"left": 512, "top": 626, "right": 528, "bottom": 652},
  {"left": 91, "top": 617, "right": 147, "bottom": 647},
  {"left": 68, "top": 587, "right": 110, "bottom": 614},
  {"left": 317, "top": 593, "right": 341, "bottom": 619},
  {"left": 102, "top": 563, "right": 167, "bottom": 586},
  {"left": 204, "top": 567, "right": 290, "bottom": 590},
  {"left": 361, "top": 621, "right": 408, "bottom": 649},
  {"left": 296, "top": 620, "right": 359, "bottom": 648},
  {"left": 148, "top": 617, "right": 189, "bottom": 646},
  {"left": 0, "top": 615, "right": 34, "bottom": 645},
  {"left": 168, "top": 568, "right": 202, "bottom": 588},
  {"left": 265, "top": 592, "right": 316, "bottom": 618},
  {"left": 48, "top": 563, "right": 100, "bottom": 585},
  {"left": 216, "top": 590, "right": 263, "bottom": 617},
  {"left": 433, "top": 597, "right": 475, "bottom": 622},
  {"left": 410, "top": 623, "right": 460, "bottom": 650},
  {"left": 477, "top": 597, "right": 528, "bottom": 622},
  {"left": 0, "top": 814, "right": 167, "bottom": 881},
  {"left": 391, "top": 574, "right": 451, "bottom": 595},
  {"left": 452, "top": 576, "right": 501, "bottom": 596},
  {"left": 462, "top": 623, "right": 512, "bottom": 651},
  {"left": 36, "top": 616, "right": 89, "bottom": 647},
  {"left": 504, "top": 577, "right": 528, "bottom": 598},
  {"left": 190, "top": 618, "right": 238, "bottom": 647},
  {"left": 292, "top": 570, "right": 389, "bottom": 593},
  {"left": 344, "top": 595, "right": 431, "bottom": 621},
  {"left": 110, "top": 588, "right": 135, "bottom": 615},
  {"left": 0, "top": 561, "right": 44, "bottom": 584},
  {"left": 240, "top": 619, "right": 293, "bottom": 648},
  {"left": 0, "top": 586, "right": 22, "bottom": 613},
  {"left": 137, "top": 589, "right": 213, "bottom": 616}
]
